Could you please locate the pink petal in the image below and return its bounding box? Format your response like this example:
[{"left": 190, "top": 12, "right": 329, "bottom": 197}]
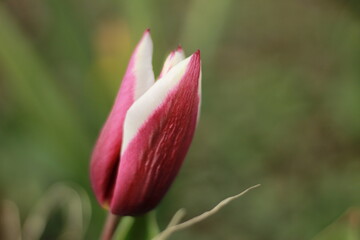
[
  {"left": 90, "top": 30, "right": 155, "bottom": 206},
  {"left": 110, "top": 51, "right": 201, "bottom": 215}
]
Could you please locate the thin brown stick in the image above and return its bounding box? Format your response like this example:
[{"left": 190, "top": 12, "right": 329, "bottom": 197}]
[
  {"left": 153, "top": 184, "right": 261, "bottom": 240},
  {"left": 101, "top": 213, "right": 121, "bottom": 240}
]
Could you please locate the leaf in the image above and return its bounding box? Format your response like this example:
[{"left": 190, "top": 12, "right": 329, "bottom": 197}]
[
  {"left": 0, "top": 3, "right": 91, "bottom": 173},
  {"left": 312, "top": 207, "right": 360, "bottom": 240},
  {"left": 114, "top": 212, "right": 159, "bottom": 240}
]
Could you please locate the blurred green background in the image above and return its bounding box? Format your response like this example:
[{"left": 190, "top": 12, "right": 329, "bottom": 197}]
[{"left": 1, "top": 0, "right": 360, "bottom": 239}]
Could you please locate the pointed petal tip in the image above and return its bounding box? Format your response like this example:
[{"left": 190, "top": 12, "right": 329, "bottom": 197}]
[
  {"left": 187, "top": 50, "right": 201, "bottom": 76},
  {"left": 141, "top": 29, "right": 151, "bottom": 40},
  {"left": 168, "top": 45, "right": 183, "bottom": 56},
  {"left": 175, "top": 45, "right": 185, "bottom": 55},
  {"left": 137, "top": 28, "right": 153, "bottom": 51},
  {"left": 191, "top": 50, "right": 201, "bottom": 62}
]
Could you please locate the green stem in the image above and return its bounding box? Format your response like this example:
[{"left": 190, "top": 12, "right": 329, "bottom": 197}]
[{"left": 101, "top": 213, "right": 121, "bottom": 240}]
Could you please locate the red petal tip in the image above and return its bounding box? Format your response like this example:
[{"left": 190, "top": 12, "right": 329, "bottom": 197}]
[
  {"left": 191, "top": 50, "right": 201, "bottom": 61},
  {"left": 188, "top": 50, "right": 201, "bottom": 72},
  {"left": 169, "top": 50, "right": 176, "bottom": 57},
  {"left": 141, "top": 29, "right": 151, "bottom": 41},
  {"left": 177, "top": 45, "right": 183, "bottom": 51}
]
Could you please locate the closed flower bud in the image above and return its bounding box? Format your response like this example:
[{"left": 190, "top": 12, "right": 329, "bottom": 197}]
[{"left": 90, "top": 30, "right": 201, "bottom": 216}]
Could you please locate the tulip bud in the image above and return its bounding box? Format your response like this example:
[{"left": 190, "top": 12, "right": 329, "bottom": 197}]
[{"left": 90, "top": 30, "right": 201, "bottom": 216}]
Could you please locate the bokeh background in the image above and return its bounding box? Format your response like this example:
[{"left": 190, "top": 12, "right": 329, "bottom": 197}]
[{"left": 1, "top": 0, "right": 360, "bottom": 239}]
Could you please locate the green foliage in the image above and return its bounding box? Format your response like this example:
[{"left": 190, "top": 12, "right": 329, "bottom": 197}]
[
  {"left": 113, "top": 212, "right": 159, "bottom": 240},
  {"left": 312, "top": 208, "right": 360, "bottom": 240},
  {"left": 0, "top": 0, "right": 359, "bottom": 239}
]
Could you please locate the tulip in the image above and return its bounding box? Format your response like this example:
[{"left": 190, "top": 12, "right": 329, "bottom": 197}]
[{"left": 90, "top": 29, "right": 202, "bottom": 216}]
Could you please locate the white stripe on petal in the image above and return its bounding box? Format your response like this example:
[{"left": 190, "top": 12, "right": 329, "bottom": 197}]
[
  {"left": 159, "top": 47, "right": 185, "bottom": 78},
  {"left": 133, "top": 31, "right": 155, "bottom": 99},
  {"left": 121, "top": 55, "right": 193, "bottom": 154}
]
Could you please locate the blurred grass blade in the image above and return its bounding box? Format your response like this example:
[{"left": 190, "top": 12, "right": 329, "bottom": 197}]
[
  {"left": 0, "top": 3, "right": 91, "bottom": 172},
  {"left": 181, "top": 0, "right": 234, "bottom": 62},
  {"left": 22, "top": 183, "right": 91, "bottom": 240},
  {"left": 147, "top": 211, "right": 160, "bottom": 239},
  {"left": 0, "top": 200, "right": 22, "bottom": 240},
  {"left": 122, "top": 0, "right": 154, "bottom": 36},
  {"left": 312, "top": 207, "right": 360, "bottom": 240},
  {"left": 114, "top": 212, "right": 159, "bottom": 240},
  {"left": 46, "top": 0, "right": 91, "bottom": 70},
  {"left": 113, "top": 217, "right": 135, "bottom": 240}
]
